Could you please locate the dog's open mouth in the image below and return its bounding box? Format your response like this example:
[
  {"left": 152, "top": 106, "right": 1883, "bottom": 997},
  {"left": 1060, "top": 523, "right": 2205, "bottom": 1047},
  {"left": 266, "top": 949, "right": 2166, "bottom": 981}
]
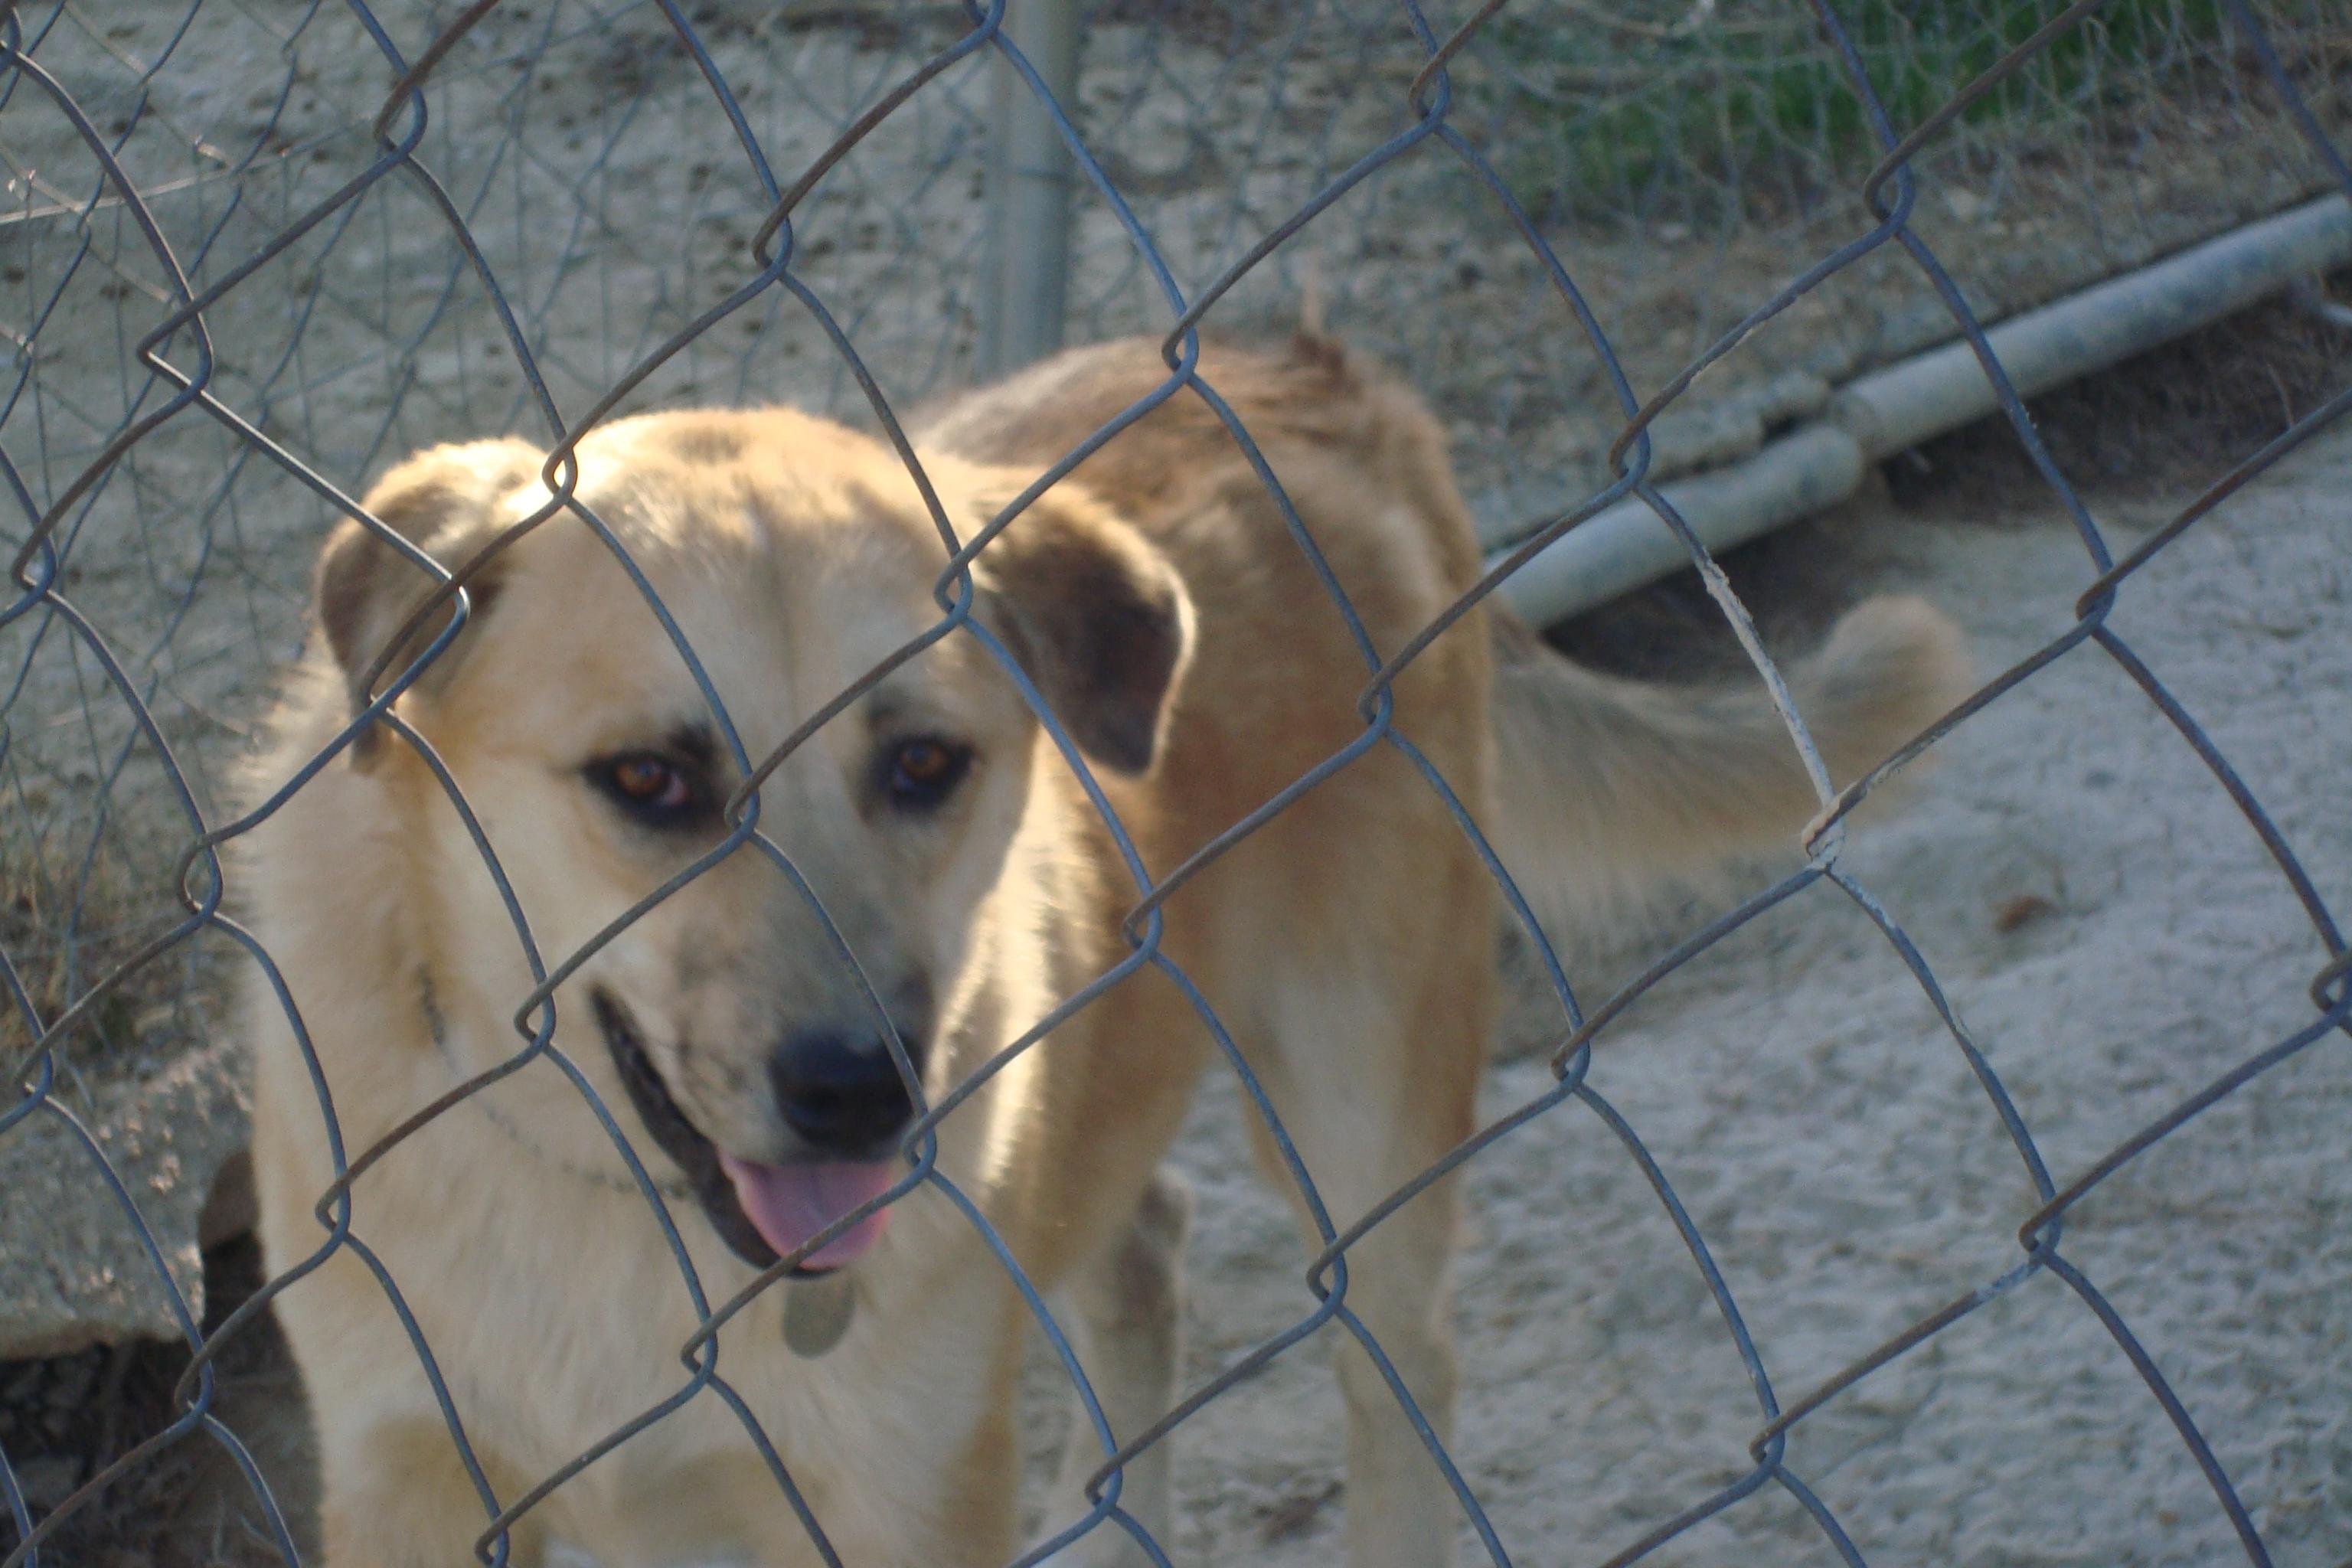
[{"left": 591, "top": 988, "right": 896, "bottom": 1274}]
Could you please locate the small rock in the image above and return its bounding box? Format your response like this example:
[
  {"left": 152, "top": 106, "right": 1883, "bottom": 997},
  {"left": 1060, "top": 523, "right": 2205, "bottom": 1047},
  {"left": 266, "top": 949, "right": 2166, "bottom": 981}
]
[
  {"left": 1993, "top": 893, "right": 2059, "bottom": 935},
  {"left": 1257, "top": 1478, "right": 1341, "bottom": 1544},
  {"left": 0, "top": 1042, "right": 252, "bottom": 1359}
]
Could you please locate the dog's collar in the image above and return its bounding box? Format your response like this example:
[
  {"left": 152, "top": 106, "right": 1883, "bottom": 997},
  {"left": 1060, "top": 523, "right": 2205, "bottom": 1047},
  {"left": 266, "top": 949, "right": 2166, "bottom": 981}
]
[{"left": 416, "top": 969, "right": 697, "bottom": 1203}]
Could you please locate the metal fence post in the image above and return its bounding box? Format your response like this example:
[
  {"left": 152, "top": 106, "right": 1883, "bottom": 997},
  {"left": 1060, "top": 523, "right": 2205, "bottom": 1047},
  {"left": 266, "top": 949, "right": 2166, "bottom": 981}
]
[{"left": 979, "top": 0, "right": 1081, "bottom": 380}]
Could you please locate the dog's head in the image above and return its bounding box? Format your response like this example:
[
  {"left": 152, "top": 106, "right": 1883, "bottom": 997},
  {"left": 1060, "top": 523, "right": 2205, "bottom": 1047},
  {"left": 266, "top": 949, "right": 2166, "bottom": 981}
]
[{"left": 313, "top": 409, "right": 1191, "bottom": 1272}]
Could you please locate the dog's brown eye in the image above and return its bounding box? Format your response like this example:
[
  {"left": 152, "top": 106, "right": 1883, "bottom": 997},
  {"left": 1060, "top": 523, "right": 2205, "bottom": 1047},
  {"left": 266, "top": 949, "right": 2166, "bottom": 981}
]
[
  {"left": 612, "top": 756, "right": 673, "bottom": 801},
  {"left": 884, "top": 737, "right": 972, "bottom": 810},
  {"left": 896, "top": 740, "right": 954, "bottom": 786},
  {"left": 590, "top": 751, "right": 703, "bottom": 828}
]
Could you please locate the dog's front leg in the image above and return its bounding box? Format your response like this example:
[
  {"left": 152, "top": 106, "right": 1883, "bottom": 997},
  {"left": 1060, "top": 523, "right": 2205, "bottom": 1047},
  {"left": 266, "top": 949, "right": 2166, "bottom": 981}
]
[
  {"left": 1256, "top": 1108, "right": 1467, "bottom": 1568},
  {"left": 1247, "top": 913, "right": 1491, "bottom": 1568},
  {"left": 1033, "top": 1165, "right": 1190, "bottom": 1568}
]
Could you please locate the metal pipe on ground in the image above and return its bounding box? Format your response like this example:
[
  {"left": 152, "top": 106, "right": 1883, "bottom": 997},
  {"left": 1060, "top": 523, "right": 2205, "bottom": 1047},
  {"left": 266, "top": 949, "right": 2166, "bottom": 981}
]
[{"left": 1493, "top": 191, "right": 2352, "bottom": 628}]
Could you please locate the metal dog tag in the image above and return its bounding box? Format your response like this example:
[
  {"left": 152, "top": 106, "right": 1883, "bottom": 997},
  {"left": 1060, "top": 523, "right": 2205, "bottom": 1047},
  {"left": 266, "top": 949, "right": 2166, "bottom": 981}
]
[{"left": 783, "top": 1273, "right": 857, "bottom": 1359}]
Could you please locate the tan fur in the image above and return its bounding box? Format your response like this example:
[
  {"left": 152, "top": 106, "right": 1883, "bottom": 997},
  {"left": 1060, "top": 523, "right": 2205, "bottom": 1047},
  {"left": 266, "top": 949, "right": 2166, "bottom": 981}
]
[
  {"left": 242, "top": 335, "right": 1967, "bottom": 1567},
  {"left": 1488, "top": 594, "right": 1972, "bottom": 947}
]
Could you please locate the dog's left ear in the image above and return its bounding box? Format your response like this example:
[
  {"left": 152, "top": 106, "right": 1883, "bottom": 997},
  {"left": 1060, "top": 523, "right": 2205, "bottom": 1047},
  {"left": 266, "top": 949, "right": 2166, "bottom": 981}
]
[
  {"left": 972, "top": 484, "right": 1194, "bottom": 776},
  {"left": 316, "top": 437, "right": 542, "bottom": 769}
]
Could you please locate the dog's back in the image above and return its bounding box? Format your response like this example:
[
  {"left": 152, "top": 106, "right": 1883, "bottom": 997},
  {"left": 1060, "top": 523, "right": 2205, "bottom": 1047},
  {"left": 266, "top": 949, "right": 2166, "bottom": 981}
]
[{"left": 923, "top": 333, "right": 1971, "bottom": 949}]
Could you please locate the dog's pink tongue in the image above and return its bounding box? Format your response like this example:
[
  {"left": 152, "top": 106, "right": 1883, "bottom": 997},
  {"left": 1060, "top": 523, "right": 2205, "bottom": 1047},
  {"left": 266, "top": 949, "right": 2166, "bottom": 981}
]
[{"left": 717, "top": 1154, "right": 897, "bottom": 1269}]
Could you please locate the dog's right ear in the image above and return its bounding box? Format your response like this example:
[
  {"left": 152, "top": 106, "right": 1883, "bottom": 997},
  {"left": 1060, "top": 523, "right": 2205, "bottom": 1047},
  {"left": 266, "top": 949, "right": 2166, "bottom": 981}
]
[
  {"left": 971, "top": 482, "right": 1195, "bottom": 778},
  {"left": 315, "top": 437, "right": 542, "bottom": 768}
]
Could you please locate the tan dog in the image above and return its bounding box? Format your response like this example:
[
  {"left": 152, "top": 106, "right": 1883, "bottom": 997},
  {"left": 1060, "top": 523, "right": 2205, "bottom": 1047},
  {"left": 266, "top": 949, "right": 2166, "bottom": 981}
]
[{"left": 240, "top": 335, "right": 1966, "bottom": 1567}]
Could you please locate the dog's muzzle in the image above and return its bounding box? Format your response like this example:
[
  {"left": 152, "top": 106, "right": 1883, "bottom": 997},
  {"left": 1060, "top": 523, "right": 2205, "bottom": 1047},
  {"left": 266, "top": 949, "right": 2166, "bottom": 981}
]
[{"left": 590, "top": 988, "right": 909, "bottom": 1274}]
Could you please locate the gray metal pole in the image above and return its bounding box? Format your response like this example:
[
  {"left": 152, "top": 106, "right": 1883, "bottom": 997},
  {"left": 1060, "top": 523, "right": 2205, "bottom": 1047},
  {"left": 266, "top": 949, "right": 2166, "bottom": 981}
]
[{"left": 979, "top": 0, "right": 1081, "bottom": 381}]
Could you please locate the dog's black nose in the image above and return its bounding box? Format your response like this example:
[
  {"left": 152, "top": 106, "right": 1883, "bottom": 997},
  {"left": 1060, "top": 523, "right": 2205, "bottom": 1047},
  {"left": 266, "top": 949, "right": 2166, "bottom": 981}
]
[{"left": 771, "top": 1031, "right": 915, "bottom": 1155}]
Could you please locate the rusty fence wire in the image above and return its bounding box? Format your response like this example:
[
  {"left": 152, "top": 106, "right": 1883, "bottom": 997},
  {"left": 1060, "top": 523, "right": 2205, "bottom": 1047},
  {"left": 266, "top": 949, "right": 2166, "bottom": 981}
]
[{"left": 2, "top": 0, "right": 2349, "bottom": 1564}]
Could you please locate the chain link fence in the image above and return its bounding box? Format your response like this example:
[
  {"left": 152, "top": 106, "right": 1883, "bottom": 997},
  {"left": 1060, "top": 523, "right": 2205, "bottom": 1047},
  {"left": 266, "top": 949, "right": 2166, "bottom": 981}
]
[
  {"left": 1067, "top": 0, "right": 2352, "bottom": 516},
  {"left": 3, "top": 0, "right": 2348, "bottom": 1563}
]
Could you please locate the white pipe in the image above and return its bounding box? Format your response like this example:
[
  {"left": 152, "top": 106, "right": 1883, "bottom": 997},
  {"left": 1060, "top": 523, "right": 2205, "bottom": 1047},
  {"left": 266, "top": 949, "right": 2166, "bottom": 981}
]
[
  {"left": 1496, "top": 425, "right": 1863, "bottom": 623},
  {"left": 1837, "top": 193, "right": 2352, "bottom": 459},
  {"left": 1494, "top": 191, "right": 2352, "bottom": 626}
]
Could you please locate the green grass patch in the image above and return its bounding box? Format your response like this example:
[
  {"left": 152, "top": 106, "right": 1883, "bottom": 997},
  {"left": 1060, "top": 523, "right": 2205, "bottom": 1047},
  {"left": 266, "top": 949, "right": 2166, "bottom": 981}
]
[{"left": 1480, "top": 0, "right": 2237, "bottom": 224}]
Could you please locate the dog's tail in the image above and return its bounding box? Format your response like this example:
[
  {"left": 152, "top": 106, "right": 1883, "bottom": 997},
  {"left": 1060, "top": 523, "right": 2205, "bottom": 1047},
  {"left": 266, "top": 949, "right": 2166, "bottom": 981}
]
[{"left": 1485, "top": 595, "right": 1971, "bottom": 947}]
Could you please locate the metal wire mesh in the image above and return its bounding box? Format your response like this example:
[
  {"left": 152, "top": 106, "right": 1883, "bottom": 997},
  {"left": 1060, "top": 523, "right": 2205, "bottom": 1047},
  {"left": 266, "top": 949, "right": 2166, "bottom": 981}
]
[
  {"left": 2, "top": 0, "right": 2347, "bottom": 1563},
  {"left": 1067, "top": 0, "right": 2352, "bottom": 527}
]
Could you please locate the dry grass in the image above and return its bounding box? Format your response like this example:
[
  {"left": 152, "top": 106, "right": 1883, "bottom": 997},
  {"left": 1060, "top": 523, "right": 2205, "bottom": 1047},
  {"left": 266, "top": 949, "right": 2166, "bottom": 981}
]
[{"left": 2, "top": 796, "right": 219, "bottom": 1097}]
